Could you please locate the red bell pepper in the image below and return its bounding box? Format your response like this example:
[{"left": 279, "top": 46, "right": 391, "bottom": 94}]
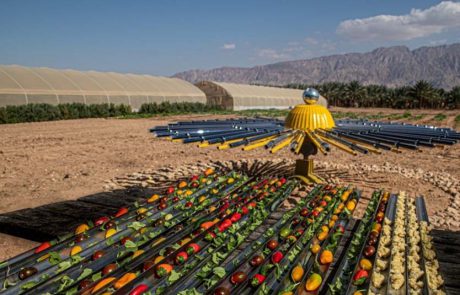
[
  {"left": 353, "top": 269, "right": 369, "bottom": 285},
  {"left": 35, "top": 241, "right": 51, "bottom": 254},
  {"left": 129, "top": 284, "right": 149, "bottom": 295}
]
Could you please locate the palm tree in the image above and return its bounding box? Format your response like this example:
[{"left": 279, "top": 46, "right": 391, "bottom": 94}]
[
  {"left": 407, "top": 80, "right": 438, "bottom": 108},
  {"left": 317, "top": 82, "right": 339, "bottom": 106},
  {"left": 344, "top": 81, "right": 367, "bottom": 107},
  {"left": 448, "top": 86, "right": 460, "bottom": 109},
  {"left": 366, "top": 85, "right": 389, "bottom": 108}
]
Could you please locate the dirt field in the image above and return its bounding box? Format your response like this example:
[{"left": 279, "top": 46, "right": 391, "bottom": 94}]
[{"left": 0, "top": 108, "right": 459, "bottom": 261}]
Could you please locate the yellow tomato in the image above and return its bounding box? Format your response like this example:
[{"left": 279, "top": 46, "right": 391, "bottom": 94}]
[
  {"left": 179, "top": 237, "right": 191, "bottom": 245},
  {"left": 346, "top": 199, "right": 356, "bottom": 211},
  {"left": 105, "top": 228, "right": 117, "bottom": 239},
  {"left": 328, "top": 220, "right": 336, "bottom": 228},
  {"left": 75, "top": 224, "right": 89, "bottom": 235},
  {"left": 359, "top": 258, "right": 372, "bottom": 271},
  {"left": 70, "top": 246, "right": 82, "bottom": 256},
  {"left": 311, "top": 244, "right": 321, "bottom": 254},
  {"left": 152, "top": 237, "right": 166, "bottom": 246},
  {"left": 154, "top": 255, "right": 165, "bottom": 264},
  {"left": 147, "top": 194, "right": 160, "bottom": 203},
  {"left": 137, "top": 207, "right": 147, "bottom": 215},
  {"left": 132, "top": 250, "right": 144, "bottom": 258}
]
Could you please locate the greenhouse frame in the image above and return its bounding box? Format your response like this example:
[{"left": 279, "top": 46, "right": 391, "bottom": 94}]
[
  {"left": 195, "top": 81, "right": 328, "bottom": 110},
  {"left": 0, "top": 65, "right": 206, "bottom": 109}
]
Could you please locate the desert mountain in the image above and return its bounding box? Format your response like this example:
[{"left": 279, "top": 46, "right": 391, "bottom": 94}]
[{"left": 174, "top": 43, "right": 460, "bottom": 89}]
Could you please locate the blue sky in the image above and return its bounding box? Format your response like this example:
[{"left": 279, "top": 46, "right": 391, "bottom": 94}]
[{"left": 0, "top": 0, "right": 459, "bottom": 76}]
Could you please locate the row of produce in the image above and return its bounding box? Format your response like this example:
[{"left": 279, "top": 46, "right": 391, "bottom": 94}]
[{"left": 0, "top": 168, "right": 446, "bottom": 295}]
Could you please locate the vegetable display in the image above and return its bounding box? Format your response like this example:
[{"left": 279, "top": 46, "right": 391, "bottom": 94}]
[{"left": 0, "top": 168, "right": 447, "bottom": 295}]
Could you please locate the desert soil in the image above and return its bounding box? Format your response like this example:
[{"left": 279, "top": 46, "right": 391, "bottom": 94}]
[{"left": 0, "top": 107, "right": 459, "bottom": 261}]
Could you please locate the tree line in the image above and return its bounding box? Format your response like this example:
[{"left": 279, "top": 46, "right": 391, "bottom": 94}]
[
  {"left": 284, "top": 80, "right": 460, "bottom": 109},
  {"left": 0, "top": 102, "right": 224, "bottom": 124}
]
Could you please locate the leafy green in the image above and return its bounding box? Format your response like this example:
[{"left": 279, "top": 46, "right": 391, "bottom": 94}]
[
  {"left": 128, "top": 221, "right": 146, "bottom": 231},
  {"left": 76, "top": 268, "right": 93, "bottom": 281},
  {"left": 91, "top": 271, "right": 102, "bottom": 282},
  {"left": 21, "top": 281, "right": 38, "bottom": 290},
  {"left": 177, "top": 288, "right": 203, "bottom": 295},
  {"left": 167, "top": 270, "right": 181, "bottom": 284},
  {"left": 124, "top": 240, "right": 138, "bottom": 252},
  {"left": 57, "top": 260, "right": 72, "bottom": 272},
  {"left": 70, "top": 254, "right": 84, "bottom": 264},
  {"left": 57, "top": 275, "right": 74, "bottom": 293},
  {"left": 213, "top": 267, "right": 226, "bottom": 278},
  {"left": 106, "top": 237, "right": 115, "bottom": 246},
  {"left": 47, "top": 251, "right": 62, "bottom": 265}
]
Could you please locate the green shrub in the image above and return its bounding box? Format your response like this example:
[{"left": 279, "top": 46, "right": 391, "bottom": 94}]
[
  {"left": 138, "top": 102, "right": 223, "bottom": 114},
  {"left": 434, "top": 113, "right": 447, "bottom": 121},
  {"left": 0, "top": 103, "right": 133, "bottom": 124}
]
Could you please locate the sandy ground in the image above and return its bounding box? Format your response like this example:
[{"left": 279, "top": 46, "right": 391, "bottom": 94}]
[{"left": 0, "top": 108, "right": 459, "bottom": 261}]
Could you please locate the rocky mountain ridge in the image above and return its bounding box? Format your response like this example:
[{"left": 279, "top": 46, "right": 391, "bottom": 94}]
[{"left": 174, "top": 43, "right": 460, "bottom": 89}]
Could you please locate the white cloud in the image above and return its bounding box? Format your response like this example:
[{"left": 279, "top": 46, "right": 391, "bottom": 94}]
[
  {"left": 337, "top": 1, "right": 460, "bottom": 41},
  {"left": 257, "top": 48, "right": 290, "bottom": 60},
  {"left": 305, "top": 37, "right": 319, "bottom": 45},
  {"left": 222, "top": 43, "right": 236, "bottom": 50},
  {"left": 257, "top": 38, "right": 336, "bottom": 61},
  {"left": 429, "top": 39, "right": 448, "bottom": 45}
]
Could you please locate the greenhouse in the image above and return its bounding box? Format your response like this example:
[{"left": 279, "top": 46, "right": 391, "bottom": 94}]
[
  {"left": 0, "top": 65, "right": 206, "bottom": 110},
  {"left": 195, "top": 81, "right": 328, "bottom": 110}
]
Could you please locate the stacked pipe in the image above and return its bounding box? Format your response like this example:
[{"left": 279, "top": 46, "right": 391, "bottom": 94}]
[{"left": 151, "top": 118, "right": 459, "bottom": 157}]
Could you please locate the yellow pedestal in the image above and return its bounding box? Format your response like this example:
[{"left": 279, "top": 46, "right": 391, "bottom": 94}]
[{"left": 292, "top": 158, "right": 324, "bottom": 184}]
